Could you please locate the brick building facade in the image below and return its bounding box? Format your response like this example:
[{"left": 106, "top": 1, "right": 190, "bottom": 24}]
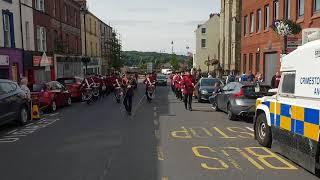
[
  {"left": 241, "top": 0, "right": 320, "bottom": 85},
  {"left": 24, "top": 0, "right": 82, "bottom": 83}
]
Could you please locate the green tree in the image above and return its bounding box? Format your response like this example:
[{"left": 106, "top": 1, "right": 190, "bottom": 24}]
[
  {"left": 110, "top": 32, "right": 123, "bottom": 70},
  {"left": 170, "top": 54, "right": 179, "bottom": 70}
]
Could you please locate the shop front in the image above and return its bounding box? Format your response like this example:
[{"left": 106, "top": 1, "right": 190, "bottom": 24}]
[
  {"left": 0, "top": 48, "right": 23, "bottom": 81},
  {"left": 55, "top": 55, "right": 83, "bottom": 78},
  {"left": 23, "top": 51, "right": 55, "bottom": 84},
  {"left": 83, "top": 57, "right": 101, "bottom": 75}
]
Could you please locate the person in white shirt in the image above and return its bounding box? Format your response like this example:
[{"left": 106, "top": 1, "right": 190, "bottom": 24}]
[{"left": 20, "top": 78, "right": 31, "bottom": 101}]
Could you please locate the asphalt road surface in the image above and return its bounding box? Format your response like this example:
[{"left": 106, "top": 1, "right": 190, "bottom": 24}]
[{"left": 0, "top": 83, "right": 318, "bottom": 180}]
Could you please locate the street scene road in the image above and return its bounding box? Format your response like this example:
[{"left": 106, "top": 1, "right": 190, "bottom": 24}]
[{"left": 0, "top": 83, "right": 318, "bottom": 180}]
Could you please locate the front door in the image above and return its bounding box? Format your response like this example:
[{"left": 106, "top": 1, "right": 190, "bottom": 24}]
[{"left": 264, "top": 53, "right": 278, "bottom": 86}]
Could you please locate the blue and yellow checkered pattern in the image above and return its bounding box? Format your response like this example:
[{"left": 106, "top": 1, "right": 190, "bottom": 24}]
[{"left": 257, "top": 100, "right": 320, "bottom": 141}]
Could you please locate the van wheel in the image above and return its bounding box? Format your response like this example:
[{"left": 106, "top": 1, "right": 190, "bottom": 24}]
[
  {"left": 255, "top": 113, "right": 272, "bottom": 148},
  {"left": 212, "top": 102, "right": 219, "bottom": 112},
  {"left": 18, "top": 106, "right": 29, "bottom": 126}
]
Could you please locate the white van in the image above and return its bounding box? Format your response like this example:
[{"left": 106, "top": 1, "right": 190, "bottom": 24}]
[{"left": 254, "top": 38, "right": 320, "bottom": 174}]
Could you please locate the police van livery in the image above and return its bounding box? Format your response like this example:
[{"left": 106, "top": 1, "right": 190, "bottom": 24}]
[{"left": 255, "top": 38, "right": 320, "bottom": 174}]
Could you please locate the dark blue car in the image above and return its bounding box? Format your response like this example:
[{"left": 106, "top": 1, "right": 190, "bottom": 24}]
[{"left": 0, "top": 79, "right": 30, "bottom": 126}]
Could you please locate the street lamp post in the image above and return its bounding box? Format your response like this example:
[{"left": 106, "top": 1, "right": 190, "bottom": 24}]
[{"left": 80, "top": 5, "right": 89, "bottom": 75}]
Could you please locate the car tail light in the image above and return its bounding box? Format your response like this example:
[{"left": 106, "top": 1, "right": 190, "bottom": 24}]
[{"left": 234, "top": 88, "right": 245, "bottom": 98}]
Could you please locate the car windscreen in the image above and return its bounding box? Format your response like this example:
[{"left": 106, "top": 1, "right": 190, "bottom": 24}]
[
  {"left": 32, "top": 84, "right": 46, "bottom": 92},
  {"left": 242, "top": 85, "right": 271, "bottom": 97},
  {"left": 201, "top": 79, "right": 220, "bottom": 86},
  {"left": 157, "top": 76, "right": 166, "bottom": 80},
  {"left": 57, "top": 78, "right": 76, "bottom": 85}
]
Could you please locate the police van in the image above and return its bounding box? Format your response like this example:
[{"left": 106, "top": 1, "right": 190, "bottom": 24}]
[{"left": 254, "top": 29, "right": 320, "bottom": 174}]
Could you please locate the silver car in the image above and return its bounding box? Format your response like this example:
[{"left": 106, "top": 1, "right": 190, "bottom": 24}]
[{"left": 213, "top": 82, "right": 271, "bottom": 120}]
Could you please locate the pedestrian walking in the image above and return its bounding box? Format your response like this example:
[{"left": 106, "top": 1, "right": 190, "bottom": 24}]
[
  {"left": 20, "top": 78, "right": 31, "bottom": 115},
  {"left": 122, "top": 73, "right": 135, "bottom": 116},
  {"left": 271, "top": 72, "right": 281, "bottom": 88},
  {"left": 209, "top": 82, "right": 222, "bottom": 109},
  {"left": 240, "top": 72, "right": 248, "bottom": 82},
  {"left": 247, "top": 71, "right": 255, "bottom": 82},
  {"left": 181, "top": 70, "right": 195, "bottom": 111}
]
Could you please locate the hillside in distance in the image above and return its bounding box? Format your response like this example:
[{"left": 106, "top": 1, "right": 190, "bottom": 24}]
[{"left": 122, "top": 51, "right": 188, "bottom": 67}]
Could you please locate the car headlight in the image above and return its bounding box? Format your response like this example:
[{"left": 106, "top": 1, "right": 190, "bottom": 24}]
[{"left": 201, "top": 90, "right": 208, "bottom": 94}]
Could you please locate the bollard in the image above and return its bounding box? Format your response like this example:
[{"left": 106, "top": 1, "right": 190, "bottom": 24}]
[{"left": 32, "top": 96, "right": 40, "bottom": 120}]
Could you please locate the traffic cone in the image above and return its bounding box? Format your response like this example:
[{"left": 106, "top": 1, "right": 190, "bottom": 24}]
[
  {"left": 32, "top": 104, "right": 40, "bottom": 120},
  {"left": 32, "top": 96, "right": 40, "bottom": 120}
]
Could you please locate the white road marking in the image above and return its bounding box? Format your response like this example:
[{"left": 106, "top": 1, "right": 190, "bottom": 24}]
[
  {"left": 154, "top": 112, "right": 157, "bottom": 117},
  {"left": 154, "top": 120, "right": 159, "bottom": 126},
  {"left": 50, "top": 113, "right": 59, "bottom": 117},
  {"left": 246, "top": 127, "right": 254, "bottom": 132},
  {"left": 153, "top": 107, "right": 157, "bottom": 111},
  {"left": 6, "top": 129, "right": 18, "bottom": 134}
]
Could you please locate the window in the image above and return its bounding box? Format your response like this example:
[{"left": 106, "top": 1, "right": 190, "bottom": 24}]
[
  {"left": 244, "top": 16, "right": 248, "bottom": 35},
  {"left": 36, "top": 26, "right": 47, "bottom": 52},
  {"left": 273, "top": 0, "right": 279, "bottom": 20},
  {"left": 250, "top": 13, "right": 254, "bottom": 33},
  {"left": 201, "top": 28, "right": 206, "bottom": 34},
  {"left": 3, "top": 13, "right": 12, "bottom": 48},
  {"left": 280, "top": 73, "right": 296, "bottom": 94},
  {"left": 95, "top": 43, "right": 98, "bottom": 56},
  {"left": 25, "top": 21, "right": 30, "bottom": 50},
  {"left": 0, "top": 82, "right": 15, "bottom": 95},
  {"left": 284, "top": 0, "right": 291, "bottom": 19},
  {"left": 314, "top": 0, "right": 320, "bottom": 12},
  {"left": 264, "top": 5, "right": 270, "bottom": 30},
  {"left": 257, "top": 9, "right": 262, "bottom": 32},
  {"left": 74, "top": 10, "right": 77, "bottom": 26},
  {"left": 298, "top": 0, "right": 305, "bottom": 17},
  {"left": 249, "top": 53, "right": 253, "bottom": 71},
  {"left": 243, "top": 54, "right": 247, "bottom": 73},
  {"left": 90, "top": 41, "right": 93, "bottom": 56},
  {"left": 201, "top": 39, "right": 206, "bottom": 48},
  {"left": 53, "top": 1, "right": 56, "bottom": 17},
  {"left": 89, "top": 18, "right": 92, "bottom": 33},
  {"left": 36, "top": 0, "right": 45, "bottom": 11},
  {"left": 94, "top": 21, "right": 97, "bottom": 35},
  {"left": 64, "top": 5, "right": 67, "bottom": 22},
  {"left": 256, "top": 53, "right": 260, "bottom": 73},
  {"left": 53, "top": 30, "right": 58, "bottom": 50},
  {"left": 66, "top": 34, "right": 69, "bottom": 53}
]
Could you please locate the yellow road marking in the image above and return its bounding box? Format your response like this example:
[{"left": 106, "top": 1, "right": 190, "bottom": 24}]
[
  {"left": 189, "top": 127, "right": 213, "bottom": 138},
  {"left": 162, "top": 177, "right": 168, "bottom": 180},
  {"left": 245, "top": 147, "right": 297, "bottom": 170},
  {"left": 212, "top": 127, "right": 236, "bottom": 139},
  {"left": 154, "top": 120, "right": 159, "bottom": 126},
  {"left": 192, "top": 146, "right": 229, "bottom": 170},
  {"left": 155, "top": 130, "right": 160, "bottom": 140},
  {"left": 227, "top": 127, "right": 254, "bottom": 138},
  {"left": 224, "top": 147, "right": 264, "bottom": 170},
  {"left": 171, "top": 127, "right": 192, "bottom": 139},
  {"left": 157, "top": 146, "right": 165, "bottom": 161}
]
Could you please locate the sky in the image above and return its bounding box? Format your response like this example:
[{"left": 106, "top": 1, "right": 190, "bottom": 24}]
[{"left": 87, "top": 0, "right": 221, "bottom": 55}]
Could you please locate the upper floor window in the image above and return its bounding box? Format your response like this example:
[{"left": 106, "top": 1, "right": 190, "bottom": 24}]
[
  {"left": 297, "top": 0, "right": 305, "bottom": 17},
  {"left": 201, "top": 39, "right": 206, "bottom": 48},
  {"left": 264, "top": 5, "right": 270, "bottom": 30},
  {"left": 74, "top": 10, "right": 77, "bottom": 27},
  {"left": 273, "top": 0, "right": 279, "bottom": 20},
  {"left": 64, "top": 5, "right": 68, "bottom": 22},
  {"left": 3, "top": 12, "right": 15, "bottom": 48},
  {"left": 36, "top": 0, "right": 45, "bottom": 12},
  {"left": 94, "top": 21, "right": 97, "bottom": 35},
  {"left": 36, "top": 26, "right": 47, "bottom": 52},
  {"left": 250, "top": 13, "right": 254, "bottom": 33},
  {"left": 257, "top": 9, "right": 262, "bottom": 32},
  {"left": 201, "top": 28, "right": 206, "bottom": 34},
  {"left": 284, "top": 0, "right": 291, "bottom": 19},
  {"left": 244, "top": 15, "right": 248, "bottom": 35},
  {"left": 53, "top": 1, "right": 56, "bottom": 17},
  {"left": 314, "top": 0, "right": 320, "bottom": 13}
]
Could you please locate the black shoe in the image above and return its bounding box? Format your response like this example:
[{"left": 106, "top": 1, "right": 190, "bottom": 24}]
[
  {"left": 127, "top": 111, "right": 132, "bottom": 116},
  {"left": 189, "top": 107, "right": 192, "bottom": 111}
]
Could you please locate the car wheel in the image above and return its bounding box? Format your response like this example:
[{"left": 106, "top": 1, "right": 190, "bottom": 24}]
[
  {"left": 18, "top": 106, "right": 29, "bottom": 126},
  {"left": 212, "top": 102, "right": 219, "bottom": 112},
  {"left": 51, "top": 101, "right": 57, "bottom": 112},
  {"left": 197, "top": 95, "right": 202, "bottom": 103},
  {"left": 67, "top": 97, "right": 72, "bottom": 106},
  {"left": 227, "top": 104, "right": 236, "bottom": 121},
  {"left": 255, "top": 113, "right": 272, "bottom": 148}
]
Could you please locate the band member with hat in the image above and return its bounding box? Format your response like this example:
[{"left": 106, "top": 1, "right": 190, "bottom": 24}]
[{"left": 181, "top": 69, "right": 195, "bottom": 111}]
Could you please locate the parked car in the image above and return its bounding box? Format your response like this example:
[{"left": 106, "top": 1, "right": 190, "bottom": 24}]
[
  {"left": 194, "top": 78, "right": 224, "bottom": 102},
  {"left": 0, "top": 79, "right": 30, "bottom": 125},
  {"left": 213, "top": 82, "right": 271, "bottom": 120},
  {"left": 57, "top": 77, "right": 83, "bottom": 100},
  {"left": 156, "top": 74, "right": 167, "bottom": 86},
  {"left": 31, "top": 81, "right": 72, "bottom": 112}
]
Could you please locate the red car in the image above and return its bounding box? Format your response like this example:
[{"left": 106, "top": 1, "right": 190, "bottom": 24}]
[
  {"left": 31, "top": 81, "right": 72, "bottom": 112},
  {"left": 57, "top": 77, "right": 83, "bottom": 100}
]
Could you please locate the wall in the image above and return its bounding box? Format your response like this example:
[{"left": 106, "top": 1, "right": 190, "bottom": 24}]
[
  {"left": 0, "top": 0, "right": 22, "bottom": 48},
  {"left": 195, "top": 14, "right": 220, "bottom": 72},
  {"left": 21, "top": 0, "right": 35, "bottom": 51}
]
